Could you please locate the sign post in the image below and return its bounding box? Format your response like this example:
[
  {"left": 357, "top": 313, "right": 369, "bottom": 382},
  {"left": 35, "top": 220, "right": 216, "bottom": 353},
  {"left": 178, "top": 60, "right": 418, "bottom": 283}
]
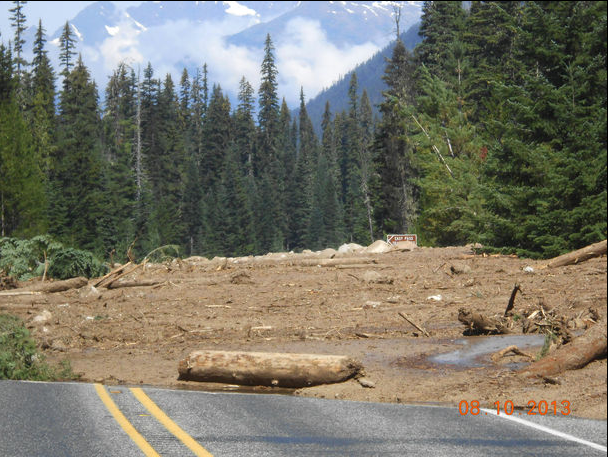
[{"left": 386, "top": 234, "right": 417, "bottom": 246}]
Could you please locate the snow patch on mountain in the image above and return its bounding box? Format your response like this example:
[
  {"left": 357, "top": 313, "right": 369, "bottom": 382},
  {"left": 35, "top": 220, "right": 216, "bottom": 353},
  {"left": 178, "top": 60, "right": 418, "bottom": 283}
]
[
  {"left": 105, "top": 25, "right": 119, "bottom": 36},
  {"left": 71, "top": 23, "right": 83, "bottom": 41},
  {"left": 224, "top": 1, "right": 257, "bottom": 17}
]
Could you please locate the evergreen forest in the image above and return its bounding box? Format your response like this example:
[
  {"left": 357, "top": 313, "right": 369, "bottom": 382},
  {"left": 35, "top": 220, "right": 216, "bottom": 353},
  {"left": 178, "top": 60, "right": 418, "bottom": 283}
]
[{"left": 0, "top": 1, "right": 606, "bottom": 266}]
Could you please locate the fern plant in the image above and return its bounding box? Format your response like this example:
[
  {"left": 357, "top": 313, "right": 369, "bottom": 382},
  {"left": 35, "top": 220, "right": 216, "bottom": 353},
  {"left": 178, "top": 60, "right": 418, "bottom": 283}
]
[{"left": 0, "top": 236, "right": 107, "bottom": 280}]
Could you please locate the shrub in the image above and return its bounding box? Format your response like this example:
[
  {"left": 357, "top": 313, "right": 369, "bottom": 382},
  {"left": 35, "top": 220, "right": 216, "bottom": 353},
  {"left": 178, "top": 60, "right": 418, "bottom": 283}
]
[
  {"left": 0, "top": 314, "right": 75, "bottom": 381},
  {"left": 0, "top": 235, "right": 107, "bottom": 280}
]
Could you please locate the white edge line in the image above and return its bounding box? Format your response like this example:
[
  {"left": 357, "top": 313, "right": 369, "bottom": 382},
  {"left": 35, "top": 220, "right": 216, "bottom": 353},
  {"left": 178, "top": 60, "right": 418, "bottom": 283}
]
[{"left": 481, "top": 408, "right": 607, "bottom": 453}]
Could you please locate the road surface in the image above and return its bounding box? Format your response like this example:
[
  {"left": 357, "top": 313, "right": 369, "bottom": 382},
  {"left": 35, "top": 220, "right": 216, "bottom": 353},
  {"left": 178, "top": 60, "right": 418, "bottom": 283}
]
[{"left": 0, "top": 380, "right": 606, "bottom": 456}]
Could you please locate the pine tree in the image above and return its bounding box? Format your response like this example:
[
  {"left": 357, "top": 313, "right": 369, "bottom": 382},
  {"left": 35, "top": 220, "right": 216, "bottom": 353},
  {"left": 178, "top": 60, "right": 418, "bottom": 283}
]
[
  {"left": 100, "top": 63, "right": 137, "bottom": 259},
  {"left": 234, "top": 76, "right": 256, "bottom": 170},
  {"left": 372, "top": 37, "right": 418, "bottom": 235},
  {"left": 58, "top": 22, "right": 77, "bottom": 80},
  {"left": 53, "top": 55, "right": 105, "bottom": 252},
  {"left": 9, "top": 1, "right": 27, "bottom": 80},
  {"left": 257, "top": 33, "right": 280, "bottom": 175},
  {"left": 415, "top": 1, "right": 466, "bottom": 78},
  {"left": 0, "top": 43, "right": 46, "bottom": 237},
  {"left": 339, "top": 73, "right": 369, "bottom": 243},
  {"left": 30, "top": 19, "right": 56, "bottom": 174}
]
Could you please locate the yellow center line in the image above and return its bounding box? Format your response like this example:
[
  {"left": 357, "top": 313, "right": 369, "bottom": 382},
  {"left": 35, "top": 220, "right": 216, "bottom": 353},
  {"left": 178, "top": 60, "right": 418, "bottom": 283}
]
[
  {"left": 130, "top": 387, "right": 214, "bottom": 457},
  {"left": 94, "top": 384, "right": 160, "bottom": 457}
]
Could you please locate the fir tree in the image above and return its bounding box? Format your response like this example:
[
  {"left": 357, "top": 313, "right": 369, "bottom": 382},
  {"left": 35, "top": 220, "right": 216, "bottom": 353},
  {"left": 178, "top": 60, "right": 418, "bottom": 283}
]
[
  {"left": 30, "top": 19, "right": 56, "bottom": 174},
  {"left": 53, "top": 55, "right": 104, "bottom": 252},
  {"left": 58, "top": 22, "right": 77, "bottom": 80},
  {"left": 257, "top": 33, "right": 280, "bottom": 174},
  {"left": 372, "top": 37, "right": 418, "bottom": 235},
  {"left": 9, "top": 1, "right": 27, "bottom": 79}
]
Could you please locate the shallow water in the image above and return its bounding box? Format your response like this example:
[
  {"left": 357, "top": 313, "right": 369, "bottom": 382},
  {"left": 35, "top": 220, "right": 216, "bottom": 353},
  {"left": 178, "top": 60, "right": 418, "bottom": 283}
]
[{"left": 429, "top": 334, "right": 546, "bottom": 368}]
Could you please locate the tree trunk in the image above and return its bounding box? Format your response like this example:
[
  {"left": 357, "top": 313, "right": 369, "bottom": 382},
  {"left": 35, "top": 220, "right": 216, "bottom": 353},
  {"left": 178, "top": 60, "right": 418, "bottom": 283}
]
[
  {"left": 178, "top": 350, "right": 362, "bottom": 388},
  {"left": 545, "top": 240, "right": 607, "bottom": 268},
  {"left": 519, "top": 317, "right": 607, "bottom": 378},
  {"left": 30, "top": 277, "right": 88, "bottom": 293}
]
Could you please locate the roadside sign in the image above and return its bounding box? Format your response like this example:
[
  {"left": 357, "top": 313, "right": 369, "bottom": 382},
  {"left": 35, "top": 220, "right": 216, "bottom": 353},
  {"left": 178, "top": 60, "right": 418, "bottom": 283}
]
[{"left": 387, "top": 234, "right": 417, "bottom": 246}]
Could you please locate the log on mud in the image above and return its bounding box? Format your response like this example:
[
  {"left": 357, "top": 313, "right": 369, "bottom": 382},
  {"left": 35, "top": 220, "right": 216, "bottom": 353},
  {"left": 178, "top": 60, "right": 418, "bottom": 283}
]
[
  {"left": 106, "top": 279, "right": 161, "bottom": 289},
  {"left": 293, "top": 258, "right": 377, "bottom": 267},
  {"left": 519, "top": 317, "right": 607, "bottom": 378},
  {"left": 545, "top": 240, "right": 607, "bottom": 268},
  {"left": 178, "top": 350, "right": 363, "bottom": 388},
  {"left": 458, "top": 308, "right": 511, "bottom": 335},
  {"left": 30, "top": 277, "right": 88, "bottom": 293}
]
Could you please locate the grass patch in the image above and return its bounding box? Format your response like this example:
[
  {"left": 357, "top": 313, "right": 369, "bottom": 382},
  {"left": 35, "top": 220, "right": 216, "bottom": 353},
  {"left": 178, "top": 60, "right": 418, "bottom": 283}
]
[
  {"left": 0, "top": 314, "right": 77, "bottom": 381},
  {"left": 536, "top": 331, "right": 558, "bottom": 361}
]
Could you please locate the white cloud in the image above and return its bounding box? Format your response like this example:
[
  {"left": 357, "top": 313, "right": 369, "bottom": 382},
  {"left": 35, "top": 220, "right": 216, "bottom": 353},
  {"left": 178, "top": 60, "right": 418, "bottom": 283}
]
[
  {"left": 276, "top": 17, "right": 379, "bottom": 105},
  {"left": 97, "top": 19, "right": 144, "bottom": 72},
  {"left": 82, "top": 13, "right": 379, "bottom": 110}
]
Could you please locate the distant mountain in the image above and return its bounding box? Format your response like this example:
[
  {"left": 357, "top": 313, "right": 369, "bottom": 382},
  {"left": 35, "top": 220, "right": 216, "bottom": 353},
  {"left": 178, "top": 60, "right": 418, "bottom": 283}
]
[
  {"left": 20, "top": 1, "right": 422, "bottom": 109},
  {"left": 304, "top": 22, "right": 422, "bottom": 135},
  {"left": 228, "top": 1, "right": 422, "bottom": 48}
]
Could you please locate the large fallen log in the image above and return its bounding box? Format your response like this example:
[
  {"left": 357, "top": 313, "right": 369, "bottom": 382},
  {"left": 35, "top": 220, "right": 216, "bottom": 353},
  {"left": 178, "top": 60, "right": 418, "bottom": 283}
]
[
  {"left": 293, "top": 258, "right": 377, "bottom": 267},
  {"left": 106, "top": 279, "right": 161, "bottom": 289},
  {"left": 30, "top": 277, "right": 89, "bottom": 293},
  {"left": 519, "top": 317, "right": 607, "bottom": 378},
  {"left": 545, "top": 240, "right": 607, "bottom": 268},
  {"left": 178, "top": 350, "right": 362, "bottom": 388}
]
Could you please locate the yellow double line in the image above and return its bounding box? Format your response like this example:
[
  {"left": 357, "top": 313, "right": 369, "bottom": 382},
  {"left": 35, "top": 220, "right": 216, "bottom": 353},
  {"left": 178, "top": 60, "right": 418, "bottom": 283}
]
[{"left": 94, "top": 384, "right": 213, "bottom": 457}]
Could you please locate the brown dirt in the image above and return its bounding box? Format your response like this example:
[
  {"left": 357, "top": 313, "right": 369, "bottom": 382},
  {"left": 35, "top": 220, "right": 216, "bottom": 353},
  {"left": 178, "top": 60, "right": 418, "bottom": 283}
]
[{"left": 1, "top": 246, "right": 606, "bottom": 419}]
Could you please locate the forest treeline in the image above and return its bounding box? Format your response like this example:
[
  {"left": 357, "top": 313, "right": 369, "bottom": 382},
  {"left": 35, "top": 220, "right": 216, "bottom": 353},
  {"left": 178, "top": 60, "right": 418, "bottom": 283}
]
[{"left": 0, "top": 1, "right": 606, "bottom": 263}]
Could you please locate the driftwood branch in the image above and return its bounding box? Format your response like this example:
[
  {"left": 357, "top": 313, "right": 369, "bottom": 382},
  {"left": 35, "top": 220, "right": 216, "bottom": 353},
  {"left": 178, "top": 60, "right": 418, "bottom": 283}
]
[
  {"left": 458, "top": 308, "right": 511, "bottom": 335},
  {"left": 93, "top": 261, "right": 132, "bottom": 287},
  {"left": 398, "top": 312, "right": 430, "bottom": 337},
  {"left": 491, "top": 345, "right": 534, "bottom": 362},
  {"left": 104, "top": 262, "right": 144, "bottom": 288},
  {"left": 519, "top": 316, "right": 607, "bottom": 378},
  {"left": 545, "top": 240, "right": 607, "bottom": 268},
  {"left": 0, "top": 290, "right": 42, "bottom": 296}
]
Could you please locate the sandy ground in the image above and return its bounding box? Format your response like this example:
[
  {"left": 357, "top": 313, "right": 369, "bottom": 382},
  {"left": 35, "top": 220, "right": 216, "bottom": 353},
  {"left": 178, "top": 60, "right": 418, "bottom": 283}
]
[{"left": 1, "top": 245, "right": 606, "bottom": 419}]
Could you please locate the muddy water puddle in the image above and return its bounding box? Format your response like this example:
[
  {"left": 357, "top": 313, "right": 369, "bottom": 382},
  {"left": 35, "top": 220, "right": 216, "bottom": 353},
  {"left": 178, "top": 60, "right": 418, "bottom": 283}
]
[{"left": 430, "top": 334, "right": 546, "bottom": 368}]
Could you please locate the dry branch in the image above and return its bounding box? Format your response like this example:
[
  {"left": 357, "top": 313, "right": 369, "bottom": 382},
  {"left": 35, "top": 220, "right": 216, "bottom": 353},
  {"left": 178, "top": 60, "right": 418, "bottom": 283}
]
[
  {"left": 0, "top": 290, "right": 42, "bottom": 296},
  {"left": 545, "top": 240, "right": 607, "bottom": 268},
  {"left": 398, "top": 312, "right": 430, "bottom": 337},
  {"left": 104, "top": 262, "right": 144, "bottom": 288},
  {"left": 504, "top": 283, "right": 521, "bottom": 316},
  {"left": 519, "top": 316, "right": 607, "bottom": 378},
  {"left": 178, "top": 350, "right": 362, "bottom": 387},
  {"left": 491, "top": 345, "right": 534, "bottom": 362},
  {"left": 93, "top": 261, "right": 132, "bottom": 287}
]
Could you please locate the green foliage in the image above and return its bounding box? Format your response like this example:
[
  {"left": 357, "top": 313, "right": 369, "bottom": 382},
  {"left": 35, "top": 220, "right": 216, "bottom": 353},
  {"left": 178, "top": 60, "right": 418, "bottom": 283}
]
[
  {"left": 0, "top": 314, "right": 76, "bottom": 381},
  {"left": 0, "top": 235, "right": 106, "bottom": 280},
  {"left": 536, "top": 331, "right": 558, "bottom": 361},
  {"left": 46, "top": 247, "right": 107, "bottom": 280}
]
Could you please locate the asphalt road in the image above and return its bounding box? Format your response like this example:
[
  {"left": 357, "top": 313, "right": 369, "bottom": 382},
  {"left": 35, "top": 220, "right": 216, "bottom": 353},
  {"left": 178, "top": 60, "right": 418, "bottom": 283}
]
[{"left": 0, "top": 380, "right": 606, "bottom": 456}]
